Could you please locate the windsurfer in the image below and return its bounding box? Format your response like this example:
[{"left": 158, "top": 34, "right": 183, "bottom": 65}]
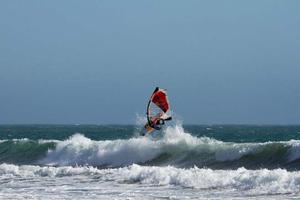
[
  {"left": 141, "top": 87, "right": 172, "bottom": 136},
  {"left": 146, "top": 113, "right": 165, "bottom": 130}
]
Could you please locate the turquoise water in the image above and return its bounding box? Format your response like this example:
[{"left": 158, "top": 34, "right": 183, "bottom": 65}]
[
  {"left": 1, "top": 124, "right": 300, "bottom": 142},
  {"left": 1, "top": 125, "right": 300, "bottom": 169}
]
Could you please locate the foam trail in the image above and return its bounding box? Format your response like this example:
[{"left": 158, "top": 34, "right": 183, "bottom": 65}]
[{"left": 1, "top": 163, "right": 300, "bottom": 196}]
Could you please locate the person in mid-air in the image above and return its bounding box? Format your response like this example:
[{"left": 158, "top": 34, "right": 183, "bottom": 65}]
[
  {"left": 146, "top": 113, "right": 165, "bottom": 130},
  {"left": 141, "top": 87, "right": 172, "bottom": 136}
]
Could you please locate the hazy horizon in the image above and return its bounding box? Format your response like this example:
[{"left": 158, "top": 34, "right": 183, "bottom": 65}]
[
  {"left": 1, "top": 1, "right": 300, "bottom": 124},
  {"left": 1, "top": 123, "right": 300, "bottom": 126}
]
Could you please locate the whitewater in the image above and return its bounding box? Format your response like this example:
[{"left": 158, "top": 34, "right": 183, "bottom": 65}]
[{"left": 1, "top": 124, "right": 300, "bottom": 199}]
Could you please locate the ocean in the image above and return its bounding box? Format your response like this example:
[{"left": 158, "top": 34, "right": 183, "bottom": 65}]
[{"left": 1, "top": 124, "right": 300, "bottom": 199}]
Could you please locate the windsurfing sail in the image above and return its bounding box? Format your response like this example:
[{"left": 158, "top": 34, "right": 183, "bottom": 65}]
[{"left": 146, "top": 87, "right": 172, "bottom": 129}]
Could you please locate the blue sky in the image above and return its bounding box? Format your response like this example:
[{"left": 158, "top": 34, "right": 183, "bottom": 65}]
[{"left": 1, "top": 1, "right": 300, "bottom": 124}]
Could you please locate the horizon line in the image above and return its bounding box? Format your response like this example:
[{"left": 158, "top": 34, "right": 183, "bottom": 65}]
[{"left": 1, "top": 123, "right": 300, "bottom": 126}]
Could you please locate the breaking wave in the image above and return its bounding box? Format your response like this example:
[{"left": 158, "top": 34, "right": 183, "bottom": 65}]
[
  {"left": 1, "top": 163, "right": 300, "bottom": 195},
  {"left": 2, "top": 125, "right": 300, "bottom": 169}
]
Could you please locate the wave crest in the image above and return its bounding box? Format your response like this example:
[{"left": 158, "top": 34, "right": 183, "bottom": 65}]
[
  {"left": 1, "top": 163, "right": 300, "bottom": 195},
  {"left": 3, "top": 124, "right": 300, "bottom": 169}
]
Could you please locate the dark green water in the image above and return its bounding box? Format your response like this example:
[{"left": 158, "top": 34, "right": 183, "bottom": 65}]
[
  {"left": 1, "top": 124, "right": 300, "bottom": 142},
  {"left": 1, "top": 124, "right": 300, "bottom": 169}
]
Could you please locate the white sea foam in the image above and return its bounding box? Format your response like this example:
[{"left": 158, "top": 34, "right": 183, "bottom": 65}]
[
  {"left": 3, "top": 125, "right": 300, "bottom": 199},
  {"left": 1, "top": 124, "right": 300, "bottom": 167},
  {"left": 39, "top": 127, "right": 194, "bottom": 166},
  {"left": 286, "top": 140, "right": 300, "bottom": 161},
  {"left": 122, "top": 164, "right": 300, "bottom": 194},
  {"left": 0, "top": 163, "right": 101, "bottom": 178},
  {"left": 0, "top": 138, "right": 31, "bottom": 144},
  {"left": 1, "top": 163, "right": 300, "bottom": 196},
  {"left": 39, "top": 125, "right": 267, "bottom": 167},
  {"left": 38, "top": 139, "right": 61, "bottom": 144},
  {"left": 0, "top": 138, "right": 60, "bottom": 144},
  {"left": 40, "top": 133, "right": 163, "bottom": 166}
]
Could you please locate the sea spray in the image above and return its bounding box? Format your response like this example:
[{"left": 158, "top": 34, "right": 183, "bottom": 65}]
[
  {"left": 40, "top": 133, "right": 163, "bottom": 166},
  {"left": 2, "top": 125, "right": 300, "bottom": 199},
  {"left": 1, "top": 125, "right": 300, "bottom": 169}
]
